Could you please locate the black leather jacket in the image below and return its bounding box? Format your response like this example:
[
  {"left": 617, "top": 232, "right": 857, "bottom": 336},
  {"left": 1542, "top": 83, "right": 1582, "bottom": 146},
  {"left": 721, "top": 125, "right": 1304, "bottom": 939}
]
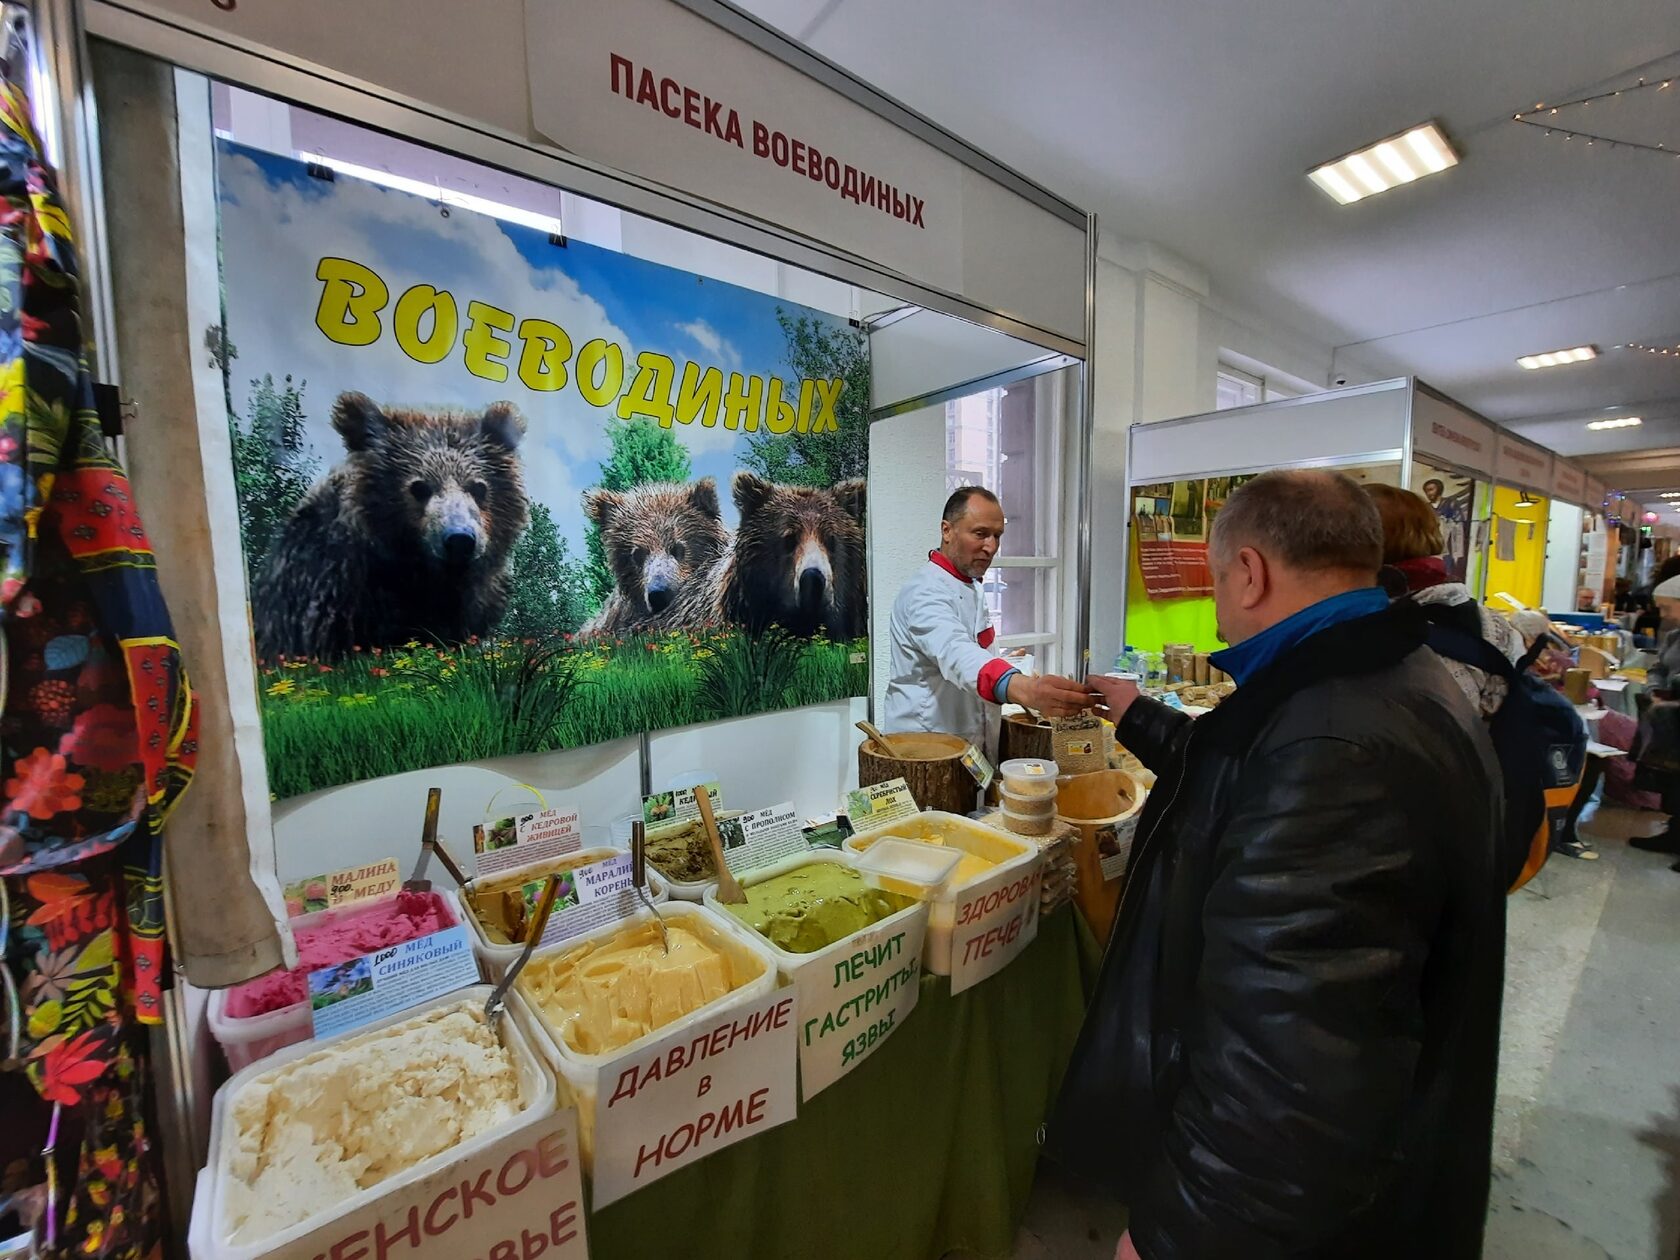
[{"left": 1047, "top": 602, "right": 1505, "bottom": 1259}]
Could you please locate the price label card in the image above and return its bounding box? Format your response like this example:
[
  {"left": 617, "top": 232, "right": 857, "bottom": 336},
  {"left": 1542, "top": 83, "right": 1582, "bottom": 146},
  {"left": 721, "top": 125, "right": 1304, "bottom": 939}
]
[
  {"left": 265, "top": 1110, "right": 588, "bottom": 1260},
  {"left": 643, "top": 782, "right": 721, "bottom": 829},
  {"left": 282, "top": 858, "right": 401, "bottom": 917},
  {"left": 948, "top": 857, "right": 1043, "bottom": 996},
  {"left": 307, "top": 925, "right": 479, "bottom": 1040},
  {"left": 1097, "top": 815, "right": 1140, "bottom": 882},
  {"left": 594, "top": 987, "right": 798, "bottom": 1207},
  {"left": 726, "top": 801, "right": 809, "bottom": 874},
  {"left": 846, "top": 778, "right": 918, "bottom": 830},
  {"left": 474, "top": 806, "right": 583, "bottom": 877},
  {"left": 959, "top": 744, "right": 995, "bottom": 790},
  {"left": 795, "top": 910, "right": 925, "bottom": 1099},
  {"left": 520, "top": 853, "right": 652, "bottom": 948}
]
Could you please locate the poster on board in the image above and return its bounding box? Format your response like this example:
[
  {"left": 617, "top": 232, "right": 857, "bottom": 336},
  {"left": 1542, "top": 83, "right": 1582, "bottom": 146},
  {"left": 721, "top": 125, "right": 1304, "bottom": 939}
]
[
  {"left": 1132, "top": 477, "right": 1255, "bottom": 600},
  {"left": 214, "top": 141, "right": 870, "bottom": 798},
  {"left": 1415, "top": 467, "right": 1474, "bottom": 583}
]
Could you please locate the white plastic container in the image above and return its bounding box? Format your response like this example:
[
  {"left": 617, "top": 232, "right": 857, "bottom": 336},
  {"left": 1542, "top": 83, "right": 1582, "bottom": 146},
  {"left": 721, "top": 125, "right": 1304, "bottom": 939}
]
[
  {"left": 705, "top": 850, "right": 929, "bottom": 973},
  {"left": 641, "top": 811, "right": 746, "bottom": 902},
  {"left": 512, "top": 901, "right": 781, "bottom": 1166},
  {"left": 853, "top": 837, "right": 961, "bottom": 900},
  {"left": 190, "top": 985, "right": 555, "bottom": 1260},
  {"left": 999, "top": 788, "right": 1057, "bottom": 818},
  {"left": 1001, "top": 805, "right": 1054, "bottom": 836},
  {"left": 208, "top": 891, "right": 467, "bottom": 1073},
  {"left": 845, "top": 811, "right": 1038, "bottom": 975},
  {"left": 998, "top": 757, "right": 1060, "bottom": 797},
  {"left": 457, "top": 847, "right": 669, "bottom": 974}
]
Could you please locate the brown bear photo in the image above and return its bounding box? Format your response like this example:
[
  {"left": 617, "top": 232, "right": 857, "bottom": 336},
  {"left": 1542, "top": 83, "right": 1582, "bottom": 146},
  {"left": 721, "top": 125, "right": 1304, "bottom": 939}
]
[
  {"left": 581, "top": 478, "right": 729, "bottom": 635},
  {"left": 675, "top": 471, "right": 867, "bottom": 640},
  {"left": 253, "top": 391, "right": 529, "bottom": 660}
]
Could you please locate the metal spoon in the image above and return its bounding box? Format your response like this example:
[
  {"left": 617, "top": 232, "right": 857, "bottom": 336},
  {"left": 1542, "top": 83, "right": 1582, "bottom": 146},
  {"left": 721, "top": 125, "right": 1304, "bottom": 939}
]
[
  {"left": 401, "top": 787, "right": 444, "bottom": 895},
  {"left": 485, "top": 873, "right": 561, "bottom": 1028},
  {"left": 630, "top": 821, "right": 671, "bottom": 955}
]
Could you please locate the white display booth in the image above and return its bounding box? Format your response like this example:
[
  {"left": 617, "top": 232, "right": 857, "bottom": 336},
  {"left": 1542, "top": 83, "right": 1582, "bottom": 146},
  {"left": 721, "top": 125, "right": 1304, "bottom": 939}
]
[
  {"left": 1121, "top": 378, "right": 1591, "bottom": 650},
  {"left": 23, "top": 0, "right": 1098, "bottom": 1216}
]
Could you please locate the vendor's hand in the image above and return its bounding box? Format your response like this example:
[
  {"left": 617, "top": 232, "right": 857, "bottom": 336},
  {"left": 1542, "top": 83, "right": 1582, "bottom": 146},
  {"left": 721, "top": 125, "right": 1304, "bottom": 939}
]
[
  {"left": 1012, "top": 672, "right": 1092, "bottom": 717},
  {"left": 1087, "top": 674, "right": 1142, "bottom": 725},
  {"left": 1116, "top": 1231, "right": 1142, "bottom": 1260}
]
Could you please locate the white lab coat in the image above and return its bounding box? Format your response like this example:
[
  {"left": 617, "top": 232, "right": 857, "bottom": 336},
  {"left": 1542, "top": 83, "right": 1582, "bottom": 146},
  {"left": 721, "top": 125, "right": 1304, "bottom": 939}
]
[{"left": 883, "top": 556, "right": 1004, "bottom": 751}]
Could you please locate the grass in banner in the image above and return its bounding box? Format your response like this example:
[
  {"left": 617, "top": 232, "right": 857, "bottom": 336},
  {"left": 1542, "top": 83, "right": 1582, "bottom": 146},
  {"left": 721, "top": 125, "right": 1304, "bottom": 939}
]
[{"left": 257, "top": 629, "right": 867, "bottom": 799}]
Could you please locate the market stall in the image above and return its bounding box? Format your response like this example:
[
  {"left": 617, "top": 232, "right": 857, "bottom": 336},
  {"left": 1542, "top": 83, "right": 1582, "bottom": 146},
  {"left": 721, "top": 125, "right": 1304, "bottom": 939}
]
[
  {"left": 5, "top": 0, "right": 1107, "bottom": 1255},
  {"left": 1119, "top": 378, "right": 1587, "bottom": 659}
]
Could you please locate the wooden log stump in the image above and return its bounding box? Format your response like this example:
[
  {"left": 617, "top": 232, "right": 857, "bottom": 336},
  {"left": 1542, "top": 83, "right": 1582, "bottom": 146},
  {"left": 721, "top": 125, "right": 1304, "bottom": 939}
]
[
  {"left": 857, "top": 731, "right": 976, "bottom": 816},
  {"left": 999, "top": 712, "right": 1054, "bottom": 763}
]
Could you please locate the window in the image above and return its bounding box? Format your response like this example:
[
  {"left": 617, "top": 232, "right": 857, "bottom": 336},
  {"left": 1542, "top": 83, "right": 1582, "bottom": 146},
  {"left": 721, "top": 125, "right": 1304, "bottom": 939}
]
[
  {"left": 1216, "top": 365, "right": 1263, "bottom": 410},
  {"left": 944, "top": 372, "right": 1065, "bottom": 667}
]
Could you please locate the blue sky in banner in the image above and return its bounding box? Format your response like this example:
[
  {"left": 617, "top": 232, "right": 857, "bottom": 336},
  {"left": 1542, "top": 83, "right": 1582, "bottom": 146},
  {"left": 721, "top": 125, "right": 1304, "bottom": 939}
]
[{"left": 215, "top": 140, "right": 853, "bottom": 555}]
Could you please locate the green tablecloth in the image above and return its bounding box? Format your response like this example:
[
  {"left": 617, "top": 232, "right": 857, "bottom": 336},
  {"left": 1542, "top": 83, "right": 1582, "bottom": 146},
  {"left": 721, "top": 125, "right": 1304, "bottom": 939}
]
[{"left": 589, "top": 907, "right": 1102, "bottom": 1260}]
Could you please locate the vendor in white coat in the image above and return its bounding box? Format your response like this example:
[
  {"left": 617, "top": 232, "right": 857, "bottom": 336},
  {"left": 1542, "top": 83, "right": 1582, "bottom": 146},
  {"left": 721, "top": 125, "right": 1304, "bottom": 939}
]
[{"left": 883, "top": 486, "right": 1091, "bottom": 750}]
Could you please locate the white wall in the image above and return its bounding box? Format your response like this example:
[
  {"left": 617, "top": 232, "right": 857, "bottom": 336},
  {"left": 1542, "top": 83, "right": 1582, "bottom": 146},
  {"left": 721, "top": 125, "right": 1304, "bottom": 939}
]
[
  {"left": 868, "top": 404, "right": 949, "bottom": 716},
  {"left": 1542, "top": 502, "right": 1585, "bottom": 614}
]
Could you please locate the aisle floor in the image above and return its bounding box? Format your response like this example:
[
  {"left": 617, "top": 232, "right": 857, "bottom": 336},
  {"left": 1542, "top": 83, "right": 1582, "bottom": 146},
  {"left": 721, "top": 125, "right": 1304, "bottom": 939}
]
[{"left": 977, "top": 801, "right": 1680, "bottom": 1260}]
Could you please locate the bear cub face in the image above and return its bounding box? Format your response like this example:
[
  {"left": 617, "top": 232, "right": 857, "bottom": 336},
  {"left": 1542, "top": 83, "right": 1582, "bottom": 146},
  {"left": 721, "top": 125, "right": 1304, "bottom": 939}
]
[
  {"left": 731, "top": 472, "right": 866, "bottom": 637},
  {"left": 333, "top": 391, "right": 529, "bottom": 576},
  {"left": 588, "top": 479, "right": 728, "bottom": 617}
]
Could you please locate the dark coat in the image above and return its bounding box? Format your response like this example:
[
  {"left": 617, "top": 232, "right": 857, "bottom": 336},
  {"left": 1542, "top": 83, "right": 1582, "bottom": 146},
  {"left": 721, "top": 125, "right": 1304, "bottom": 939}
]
[{"left": 1047, "top": 602, "right": 1505, "bottom": 1259}]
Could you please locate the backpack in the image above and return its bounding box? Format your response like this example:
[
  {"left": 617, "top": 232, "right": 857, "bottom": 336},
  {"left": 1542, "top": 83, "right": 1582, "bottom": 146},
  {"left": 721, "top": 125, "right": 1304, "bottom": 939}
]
[{"left": 1424, "top": 622, "right": 1587, "bottom": 892}]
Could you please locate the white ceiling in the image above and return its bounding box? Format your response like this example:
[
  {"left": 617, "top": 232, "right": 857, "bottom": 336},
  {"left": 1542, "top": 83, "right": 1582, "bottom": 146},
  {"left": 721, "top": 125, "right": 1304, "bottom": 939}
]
[{"left": 732, "top": 0, "right": 1680, "bottom": 475}]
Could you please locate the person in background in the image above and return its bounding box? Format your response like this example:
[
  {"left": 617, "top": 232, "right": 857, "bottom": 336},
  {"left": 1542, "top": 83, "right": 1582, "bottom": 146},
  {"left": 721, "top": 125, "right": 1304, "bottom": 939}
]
[
  {"left": 1048, "top": 469, "right": 1505, "bottom": 1260},
  {"left": 1365, "top": 483, "right": 1526, "bottom": 722},
  {"left": 1631, "top": 574, "right": 1680, "bottom": 869},
  {"left": 882, "top": 485, "right": 1088, "bottom": 750}
]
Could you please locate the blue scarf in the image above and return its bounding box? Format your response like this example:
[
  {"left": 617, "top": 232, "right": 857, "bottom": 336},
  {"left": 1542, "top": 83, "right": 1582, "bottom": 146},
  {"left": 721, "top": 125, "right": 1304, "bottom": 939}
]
[{"left": 1209, "top": 587, "right": 1389, "bottom": 686}]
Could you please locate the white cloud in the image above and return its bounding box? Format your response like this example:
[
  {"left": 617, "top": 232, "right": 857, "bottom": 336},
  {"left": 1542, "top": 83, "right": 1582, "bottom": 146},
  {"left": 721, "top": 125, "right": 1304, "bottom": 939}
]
[{"left": 675, "top": 318, "right": 740, "bottom": 371}]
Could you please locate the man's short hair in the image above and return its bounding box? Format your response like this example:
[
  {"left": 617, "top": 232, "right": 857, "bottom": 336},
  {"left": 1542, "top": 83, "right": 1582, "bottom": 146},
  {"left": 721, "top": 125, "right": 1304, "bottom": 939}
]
[
  {"left": 1364, "top": 483, "right": 1444, "bottom": 563},
  {"left": 943, "top": 485, "right": 1000, "bottom": 524},
  {"left": 1209, "top": 470, "right": 1383, "bottom": 575}
]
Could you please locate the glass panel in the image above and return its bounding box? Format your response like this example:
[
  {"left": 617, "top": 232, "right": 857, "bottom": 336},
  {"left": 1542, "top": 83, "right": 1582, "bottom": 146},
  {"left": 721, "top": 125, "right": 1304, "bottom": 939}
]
[
  {"left": 943, "top": 371, "right": 1064, "bottom": 559},
  {"left": 979, "top": 566, "right": 1045, "bottom": 638}
]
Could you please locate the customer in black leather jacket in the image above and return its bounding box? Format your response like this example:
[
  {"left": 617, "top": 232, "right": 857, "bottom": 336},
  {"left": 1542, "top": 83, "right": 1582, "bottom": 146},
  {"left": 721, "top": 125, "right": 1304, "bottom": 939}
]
[{"left": 1049, "top": 470, "right": 1505, "bottom": 1259}]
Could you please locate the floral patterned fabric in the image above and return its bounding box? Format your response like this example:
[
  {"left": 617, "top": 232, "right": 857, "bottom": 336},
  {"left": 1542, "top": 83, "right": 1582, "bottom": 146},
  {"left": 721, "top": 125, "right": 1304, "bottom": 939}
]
[{"left": 0, "top": 68, "right": 189, "bottom": 1260}]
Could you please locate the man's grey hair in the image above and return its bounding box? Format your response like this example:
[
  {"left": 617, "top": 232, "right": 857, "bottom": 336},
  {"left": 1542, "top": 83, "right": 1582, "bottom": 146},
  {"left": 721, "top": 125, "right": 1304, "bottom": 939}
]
[{"left": 1208, "top": 470, "right": 1383, "bottom": 575}]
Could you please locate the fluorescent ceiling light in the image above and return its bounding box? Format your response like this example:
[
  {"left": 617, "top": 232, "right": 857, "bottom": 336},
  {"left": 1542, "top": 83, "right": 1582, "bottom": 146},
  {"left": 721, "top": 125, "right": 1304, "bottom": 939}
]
[
  {"left": 1585, "top": 416, "right": 1642, "bottom": 430},
  {"left": 1662, "top": 492, "right": 1680, "bottom": 499},
  {"left": 1518, "top": 345, "right": 1598, "bottom": 370},
  {"left": 1308, "top": 122, "right": 1459, "bottom": 205},
  {"left": 297, "top": 151, "right": 566, "bottom": 237}
]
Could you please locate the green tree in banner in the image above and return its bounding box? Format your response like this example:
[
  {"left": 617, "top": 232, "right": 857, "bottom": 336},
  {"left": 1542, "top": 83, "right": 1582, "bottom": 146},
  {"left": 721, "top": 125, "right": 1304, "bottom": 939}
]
[
  {"left": 742, "top": 310, "right": 870, "bottom": 488},
  {"left": 503, "top": 503, "right": 594, "bottom": 638},
  {"left": 582, "top": 418, "right": 694, "bottom": 605},
  {"left": 229, "top": 372, "right": 319, "bottom": 582}
]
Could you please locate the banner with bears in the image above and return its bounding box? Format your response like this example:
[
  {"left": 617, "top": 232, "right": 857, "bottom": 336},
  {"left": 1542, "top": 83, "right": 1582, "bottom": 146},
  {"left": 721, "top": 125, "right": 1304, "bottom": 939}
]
[{"left": 214, "top": 140, "right": 869, "bottom": 799}]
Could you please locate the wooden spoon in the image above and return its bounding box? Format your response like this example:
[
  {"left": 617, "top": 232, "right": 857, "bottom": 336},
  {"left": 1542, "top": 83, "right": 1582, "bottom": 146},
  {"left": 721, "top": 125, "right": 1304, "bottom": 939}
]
[
  {"left": 485, "top": 873, "right": 561, "bottom": 1028},
  {"left": 855, "top": 719, "right": 893, "bottom": 755},
  {"left": 696, "top": 788, "right": 746, "bottom": 904}
]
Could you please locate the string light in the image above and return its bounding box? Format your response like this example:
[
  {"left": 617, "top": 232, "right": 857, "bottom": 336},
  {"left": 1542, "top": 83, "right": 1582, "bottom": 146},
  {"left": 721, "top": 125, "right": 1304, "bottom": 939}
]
[
  {"left": 1512, "top": 75, "right": 1680, "bottom": 159},
  {"left": 1622, "top": 341, "right": 1680, "bottom": 357}
]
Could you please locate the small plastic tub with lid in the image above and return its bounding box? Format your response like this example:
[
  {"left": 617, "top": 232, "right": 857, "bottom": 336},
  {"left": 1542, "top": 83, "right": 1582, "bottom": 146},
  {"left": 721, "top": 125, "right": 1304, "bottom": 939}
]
[
  {"left": 853, "top": 837, "right": 962, "bottom": 900},
  {"left": 999, "top": 757, "right": 1060, "bottom": 798},
  {"left": 1001, "top": 805, "right": 1055, "bottom": 837}
]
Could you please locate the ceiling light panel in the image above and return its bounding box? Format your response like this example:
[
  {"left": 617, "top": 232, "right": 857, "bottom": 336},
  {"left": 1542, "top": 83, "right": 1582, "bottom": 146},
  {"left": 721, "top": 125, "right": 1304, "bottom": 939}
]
[
  {"left": 1518, "top": 345, "right": 1598, "bottom": 370},
  {"left": 1308, "top": 122, "right": 1459, "bottom": 205},
  {"left": 1585, "top": 416, "right": 1642, "bottom": 430}
]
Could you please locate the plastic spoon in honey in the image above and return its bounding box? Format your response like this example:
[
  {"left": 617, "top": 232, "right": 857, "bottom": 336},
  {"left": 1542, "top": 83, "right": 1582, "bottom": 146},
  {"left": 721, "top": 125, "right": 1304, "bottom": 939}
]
[
  {"left": 630, "top": 821, "right": 671, "bottom": 955},
  {"left": 696, "top": 787, "right": 747, "bottom": 905},
  {"left": 485, "top": 873, "right": 561, "bottom": 1028}
]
